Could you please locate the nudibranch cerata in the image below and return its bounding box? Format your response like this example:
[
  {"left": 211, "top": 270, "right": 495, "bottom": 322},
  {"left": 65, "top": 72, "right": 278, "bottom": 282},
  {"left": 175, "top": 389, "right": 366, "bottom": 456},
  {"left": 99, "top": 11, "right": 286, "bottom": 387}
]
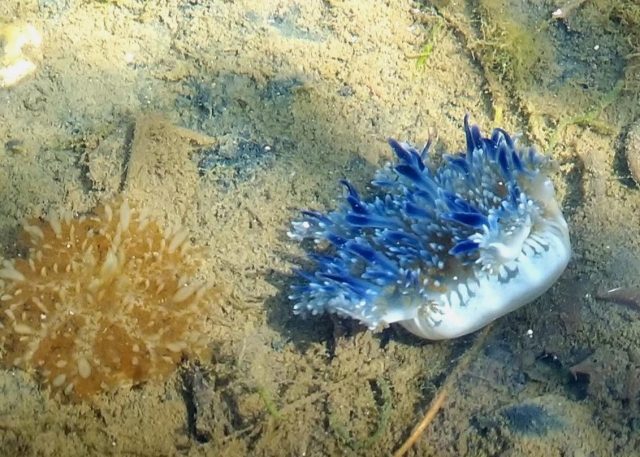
[{"left": 288, "top": 115, "right": 571, "bottom": 340}]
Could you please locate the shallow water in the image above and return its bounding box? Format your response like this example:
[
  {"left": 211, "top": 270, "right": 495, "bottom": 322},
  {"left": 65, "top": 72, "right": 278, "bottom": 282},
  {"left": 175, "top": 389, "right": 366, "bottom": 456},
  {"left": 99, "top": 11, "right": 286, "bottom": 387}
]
[{"left": 0, "top": 0, "right": 639, "bottom": 456}]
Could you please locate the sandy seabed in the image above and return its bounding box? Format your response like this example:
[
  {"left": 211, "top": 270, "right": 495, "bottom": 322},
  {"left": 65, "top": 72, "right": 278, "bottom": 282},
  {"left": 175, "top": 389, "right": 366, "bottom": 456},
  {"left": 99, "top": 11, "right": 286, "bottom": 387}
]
[{"left": 0, "top": 0, "right": 639, "bottom": 455}]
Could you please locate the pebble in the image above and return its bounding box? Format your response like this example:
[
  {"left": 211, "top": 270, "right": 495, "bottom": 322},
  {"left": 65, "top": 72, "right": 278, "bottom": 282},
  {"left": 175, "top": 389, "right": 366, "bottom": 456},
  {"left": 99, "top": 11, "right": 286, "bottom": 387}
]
[
  {"left": 0, "top": 21, "right": 42, "bottom": 88},
  {"left": 501, "top": 403, "right": 562, "bottom": 436},
  {"left": 625, "top": 120, "right": 640, "bottom": 186}
]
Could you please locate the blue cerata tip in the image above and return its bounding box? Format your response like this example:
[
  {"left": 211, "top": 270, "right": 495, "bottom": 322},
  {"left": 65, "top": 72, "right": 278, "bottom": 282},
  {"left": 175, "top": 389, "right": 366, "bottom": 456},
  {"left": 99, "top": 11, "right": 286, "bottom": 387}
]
[{"left": 288, "top": 115, "right": 571, "bottom": 340}]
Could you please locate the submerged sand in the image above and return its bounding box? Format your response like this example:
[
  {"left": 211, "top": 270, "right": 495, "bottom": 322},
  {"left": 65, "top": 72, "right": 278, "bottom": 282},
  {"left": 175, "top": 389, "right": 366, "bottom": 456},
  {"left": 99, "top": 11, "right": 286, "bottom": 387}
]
[{"left": 0, "top": 0, "right": 639, "bottom": 455}]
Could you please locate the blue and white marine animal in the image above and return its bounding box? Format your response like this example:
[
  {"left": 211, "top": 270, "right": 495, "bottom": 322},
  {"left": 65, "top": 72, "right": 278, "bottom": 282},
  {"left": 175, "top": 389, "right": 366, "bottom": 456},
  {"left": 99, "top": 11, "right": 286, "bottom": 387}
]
[{"left": 288, "top": 115, "right": 571, "bottom": 340}]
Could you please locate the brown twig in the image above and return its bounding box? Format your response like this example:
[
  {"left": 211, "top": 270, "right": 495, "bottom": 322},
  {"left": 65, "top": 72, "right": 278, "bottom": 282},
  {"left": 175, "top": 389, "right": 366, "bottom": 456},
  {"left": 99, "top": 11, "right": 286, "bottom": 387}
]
[{"left": 392, "top": 325, "right": 492, "bottom": 457}]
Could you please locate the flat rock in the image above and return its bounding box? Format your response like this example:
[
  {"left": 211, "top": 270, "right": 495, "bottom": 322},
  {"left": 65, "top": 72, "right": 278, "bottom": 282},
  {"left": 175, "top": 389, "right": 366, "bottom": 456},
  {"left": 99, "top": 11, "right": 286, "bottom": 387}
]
[{"left": 625, "top": 120, "right": 640, "bottom": 186}]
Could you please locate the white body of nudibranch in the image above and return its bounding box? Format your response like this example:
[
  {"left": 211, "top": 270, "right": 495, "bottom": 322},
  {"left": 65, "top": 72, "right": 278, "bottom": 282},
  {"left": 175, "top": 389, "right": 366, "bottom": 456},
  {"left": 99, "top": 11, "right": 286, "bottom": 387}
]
[{"left": 289, "top": 115, "right": 571, "bottom": 340}]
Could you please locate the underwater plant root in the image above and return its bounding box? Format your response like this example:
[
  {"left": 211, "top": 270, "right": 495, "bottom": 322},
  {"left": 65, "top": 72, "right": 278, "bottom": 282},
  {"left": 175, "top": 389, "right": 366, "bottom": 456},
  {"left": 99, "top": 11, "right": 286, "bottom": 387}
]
[
  {"left": 547, "top": 80, "right": 623, "bottom": 152},
  {"left": 392, "top": 325, "right": 491, "bottom": 457},
  {"left": 329, "top": 377, "right": 392, "bottom": 451}
]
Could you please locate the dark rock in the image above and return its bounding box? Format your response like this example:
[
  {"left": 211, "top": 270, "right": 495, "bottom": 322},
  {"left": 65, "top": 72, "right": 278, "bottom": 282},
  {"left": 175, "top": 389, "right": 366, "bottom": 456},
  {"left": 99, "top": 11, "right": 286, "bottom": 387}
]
[{"left": 501, "top": 403, "right": 563, "bottom": 436}]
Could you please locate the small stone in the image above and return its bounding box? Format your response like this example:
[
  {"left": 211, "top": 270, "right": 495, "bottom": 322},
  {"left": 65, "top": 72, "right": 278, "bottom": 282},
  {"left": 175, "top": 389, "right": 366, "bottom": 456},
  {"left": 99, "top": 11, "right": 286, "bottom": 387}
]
[
  {"left": 625, "top": 121, "right": 640, "bottom": 186},
  {"left": 501, "top": 403, "right": 562, "bottom": 436}
]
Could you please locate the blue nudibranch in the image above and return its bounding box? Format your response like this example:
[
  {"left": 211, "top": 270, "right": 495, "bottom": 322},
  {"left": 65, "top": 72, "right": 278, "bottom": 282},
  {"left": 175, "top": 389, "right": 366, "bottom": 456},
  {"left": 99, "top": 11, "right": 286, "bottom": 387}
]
[{"left": 289, "top": 116, "right": 571, "bottom": 340}]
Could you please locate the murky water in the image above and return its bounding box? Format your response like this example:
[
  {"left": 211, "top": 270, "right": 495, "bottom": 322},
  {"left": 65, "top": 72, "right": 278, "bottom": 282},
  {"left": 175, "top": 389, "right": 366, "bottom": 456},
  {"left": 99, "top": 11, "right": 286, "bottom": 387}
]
[{"left": 0, "top": 0, "right": 639, "bottom": 455}]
